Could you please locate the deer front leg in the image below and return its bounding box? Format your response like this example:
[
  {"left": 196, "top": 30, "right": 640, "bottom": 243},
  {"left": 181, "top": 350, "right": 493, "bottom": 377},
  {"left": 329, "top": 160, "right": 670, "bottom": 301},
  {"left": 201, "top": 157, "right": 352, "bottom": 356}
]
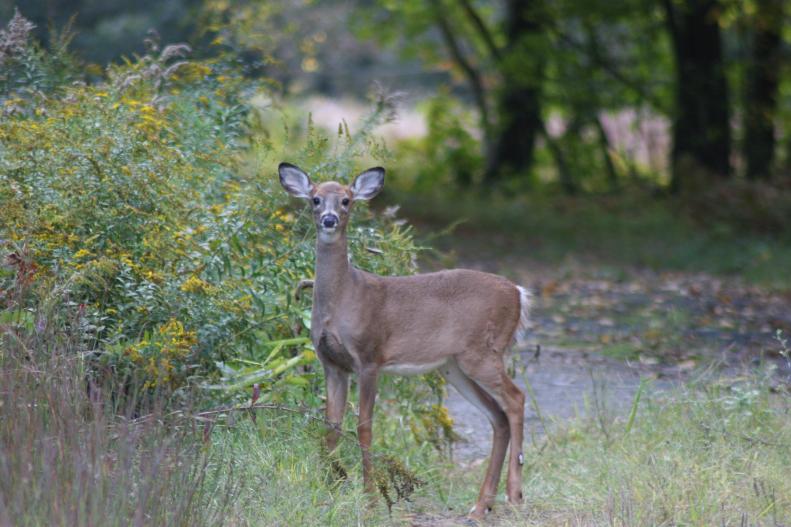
[
  {"left": 357, "top": 366, "right": 379, "bottom": 496},
  {"left": 324, "top": 363, "right": 349, "bottom": 480}
]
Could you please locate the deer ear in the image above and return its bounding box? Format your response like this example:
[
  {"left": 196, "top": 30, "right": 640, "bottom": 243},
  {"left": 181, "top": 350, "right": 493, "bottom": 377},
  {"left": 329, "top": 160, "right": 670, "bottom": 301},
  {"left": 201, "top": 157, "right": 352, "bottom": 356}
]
[
  {"left": 278, "top": 163, "right": 313, "bottom": 198},
  {"left": 351, "top": 167, "right": 385, "bottom": 201}
]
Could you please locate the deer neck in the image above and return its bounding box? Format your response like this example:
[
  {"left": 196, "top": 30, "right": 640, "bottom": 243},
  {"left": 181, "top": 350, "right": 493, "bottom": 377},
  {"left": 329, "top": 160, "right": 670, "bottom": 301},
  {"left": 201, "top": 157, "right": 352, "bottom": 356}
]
[{"left": 314, "top": 233, "right": 351, "bottom": 314}]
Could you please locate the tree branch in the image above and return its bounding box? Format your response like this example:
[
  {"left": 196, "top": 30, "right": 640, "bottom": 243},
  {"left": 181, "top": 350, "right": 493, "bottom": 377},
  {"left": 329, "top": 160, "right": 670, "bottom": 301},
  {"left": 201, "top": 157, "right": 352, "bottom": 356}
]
[
  {"left": 429, "top": 0, "right": 492, "bottom": 142},
  {"left": 547, "top": 23, "right": 666, "bottom": 111},
  {"left": 456, "top": 0, "right": 502, "bottom": 63}
]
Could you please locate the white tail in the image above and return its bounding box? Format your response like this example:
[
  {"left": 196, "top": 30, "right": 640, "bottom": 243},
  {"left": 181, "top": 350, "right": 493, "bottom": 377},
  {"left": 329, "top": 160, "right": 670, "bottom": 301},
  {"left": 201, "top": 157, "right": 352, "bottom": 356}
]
[
  {"left": 279, "top": 163, "right": 529, "bottom": 518},
  {"left": 514, "top": 285, "right": 532, "bottom": 347}
]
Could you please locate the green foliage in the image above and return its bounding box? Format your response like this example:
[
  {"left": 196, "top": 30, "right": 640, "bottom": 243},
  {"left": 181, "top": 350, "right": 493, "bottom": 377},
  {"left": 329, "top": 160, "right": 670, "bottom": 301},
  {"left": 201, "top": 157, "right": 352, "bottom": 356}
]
[
  {"left": 392, "top": 93, "right": 483, "bottom": 191},
  {"left": 0, "top": 0, "right": 203, "bottom": 65},
  {"left": 0, "top": 22, "right": 419, "bottom": 404}
]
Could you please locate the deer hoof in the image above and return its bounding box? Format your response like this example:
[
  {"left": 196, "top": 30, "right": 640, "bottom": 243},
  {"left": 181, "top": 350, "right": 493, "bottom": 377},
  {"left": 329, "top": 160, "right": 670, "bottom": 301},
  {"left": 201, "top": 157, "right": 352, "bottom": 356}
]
[{"left": 467, "top": 504, "right": 491, "bottom": 521}]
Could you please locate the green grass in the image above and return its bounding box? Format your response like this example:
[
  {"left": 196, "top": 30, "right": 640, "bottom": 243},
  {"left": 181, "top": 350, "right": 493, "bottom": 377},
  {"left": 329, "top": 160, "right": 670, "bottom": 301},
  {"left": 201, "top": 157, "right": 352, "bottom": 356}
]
[
  {"left": 5, "top": 325, "right": 790, "bottom": 526},
  {"left": 421, "top": 374, "right": 791, "bottom": 526},
  {"left": 600, "top": 341, "right": 642, "bottom": 361},
  {"left": 393, "top": 191, "right": 791, "bottom": 290},
  {"left": 203, "top": 418, "right": 374, "bottom": 526},
  {"left": 198, "top": 371, "right": 791, "bottom": 527}
]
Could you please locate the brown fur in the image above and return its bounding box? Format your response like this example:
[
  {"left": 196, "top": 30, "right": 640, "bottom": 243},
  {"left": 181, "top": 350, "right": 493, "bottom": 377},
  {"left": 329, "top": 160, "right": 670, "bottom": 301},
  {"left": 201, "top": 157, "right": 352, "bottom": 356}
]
[{"left": 280, "top": 166, "right": 528, "bottom": 518}]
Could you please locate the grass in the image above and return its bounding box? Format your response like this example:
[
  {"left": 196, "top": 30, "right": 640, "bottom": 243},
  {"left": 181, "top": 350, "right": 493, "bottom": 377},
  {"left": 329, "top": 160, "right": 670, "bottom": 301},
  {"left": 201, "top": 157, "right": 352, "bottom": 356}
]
[
  {"left": 423, "top": 372, "right": 791, "bottom": 526},
  {"left": 522, "top": 376, "right": 791, "bottom": 526},
  {"left": 600, "top": 341, "right": 642, "bottom": 361},
  {"left": 0, "top": 345, "right": 221, "bottom": 526},
  {"left": 202, "top": 419, "right": 373, "bottom": 526},
  {"left": 392, "top": 191, "right": 791, "bottom": 290},
  {"left": 0, "top": 324, "right": 444, "bottom": 526},
  {"left": 4, "top": 322, "right": 790, "bottom": 526}
]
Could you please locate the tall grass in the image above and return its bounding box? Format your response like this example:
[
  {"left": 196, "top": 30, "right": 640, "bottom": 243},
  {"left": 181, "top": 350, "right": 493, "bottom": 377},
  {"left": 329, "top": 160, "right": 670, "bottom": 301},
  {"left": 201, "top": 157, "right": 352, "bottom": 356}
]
[{"left": 0, "top": 319, "right": 233, "bottom": 526}]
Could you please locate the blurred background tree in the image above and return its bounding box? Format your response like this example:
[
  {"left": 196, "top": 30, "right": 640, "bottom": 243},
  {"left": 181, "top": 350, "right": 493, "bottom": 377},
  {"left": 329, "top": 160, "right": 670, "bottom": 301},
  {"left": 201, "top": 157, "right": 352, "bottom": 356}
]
[{"left": 2, "top": 0, "right": 790, "bottom": 206}]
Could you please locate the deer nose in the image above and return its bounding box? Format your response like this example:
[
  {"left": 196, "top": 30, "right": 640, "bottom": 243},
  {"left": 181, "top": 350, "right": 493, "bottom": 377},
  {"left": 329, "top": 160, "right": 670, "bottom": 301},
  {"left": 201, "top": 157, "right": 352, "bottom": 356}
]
[{"left": 321, "top": 214, "right": 338, "bottom": 228}]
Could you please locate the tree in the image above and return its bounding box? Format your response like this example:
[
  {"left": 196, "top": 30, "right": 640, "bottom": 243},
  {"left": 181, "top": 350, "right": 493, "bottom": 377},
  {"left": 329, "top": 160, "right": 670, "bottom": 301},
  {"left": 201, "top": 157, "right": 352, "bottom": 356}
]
[
  {"left": 743, "top": 0, "right": 784, "bottom": 181},
  {"left": 371, "top": 0, "right": 546, "bottom": 185},
  {"left": 662, "top": 0, "right": 732, "bottom": 192},
  {"left": 486, "top": 0, "right": 544, "bottom": 182}
]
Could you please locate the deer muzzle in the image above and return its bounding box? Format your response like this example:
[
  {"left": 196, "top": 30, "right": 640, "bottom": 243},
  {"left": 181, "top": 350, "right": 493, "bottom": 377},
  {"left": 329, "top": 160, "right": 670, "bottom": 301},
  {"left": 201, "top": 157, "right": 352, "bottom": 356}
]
[{"left": 321, "top": 214, "right": 339, "bottom": 230}]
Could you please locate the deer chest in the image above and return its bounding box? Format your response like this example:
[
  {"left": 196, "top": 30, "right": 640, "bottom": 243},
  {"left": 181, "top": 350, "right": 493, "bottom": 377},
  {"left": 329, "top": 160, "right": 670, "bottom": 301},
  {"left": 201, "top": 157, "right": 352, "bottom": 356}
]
[{"left": 315, "top": 328, "right": 356, "bottom": 372}]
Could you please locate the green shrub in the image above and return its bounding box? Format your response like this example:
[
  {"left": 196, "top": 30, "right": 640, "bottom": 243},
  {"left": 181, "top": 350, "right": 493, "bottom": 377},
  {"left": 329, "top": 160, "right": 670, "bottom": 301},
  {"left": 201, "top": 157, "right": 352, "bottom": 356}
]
[
  {"left": 0, "top": 18, "right": 419, "bottom": 405},
  {"left": 390, "top": 92, "right": 483, "bottom": 192}
]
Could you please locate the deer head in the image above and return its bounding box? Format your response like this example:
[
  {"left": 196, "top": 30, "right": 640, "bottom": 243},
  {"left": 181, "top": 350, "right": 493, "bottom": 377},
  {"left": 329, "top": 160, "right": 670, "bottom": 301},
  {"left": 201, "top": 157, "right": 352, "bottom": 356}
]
[{"left": 278, "top": 163, "right": 385, "bottom": 243}]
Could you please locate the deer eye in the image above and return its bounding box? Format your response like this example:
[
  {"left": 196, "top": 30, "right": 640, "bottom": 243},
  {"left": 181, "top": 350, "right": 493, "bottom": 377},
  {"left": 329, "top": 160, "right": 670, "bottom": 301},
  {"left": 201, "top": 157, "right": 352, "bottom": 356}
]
[
  {"left": 341, "top": 198, "right": 350, "bottom": 206},
  {"left": 312, "top": 197, "right": 320, "bottom": 205}
]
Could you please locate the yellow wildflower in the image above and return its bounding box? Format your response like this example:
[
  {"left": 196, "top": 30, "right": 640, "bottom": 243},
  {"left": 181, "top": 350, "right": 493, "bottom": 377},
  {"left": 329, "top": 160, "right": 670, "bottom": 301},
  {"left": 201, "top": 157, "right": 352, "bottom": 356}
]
[
  {"left": 144, "top": 269, "right": 164, "bottom": 283},
  {"left": 180, "top": 275, "right": 216, "bottom": 294}
]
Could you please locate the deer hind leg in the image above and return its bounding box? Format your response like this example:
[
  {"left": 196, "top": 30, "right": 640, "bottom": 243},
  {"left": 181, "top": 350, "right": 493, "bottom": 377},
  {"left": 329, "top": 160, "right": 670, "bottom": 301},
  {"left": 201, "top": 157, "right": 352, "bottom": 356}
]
[
  {"left": 454, "top": 356, "right": 526, "bottom": 506},
  {"left": 442, "top": 359, "right": 510, "bottom": 519},
  {"left": 499, "top": 373, "right": 526, "bottom": 504}
]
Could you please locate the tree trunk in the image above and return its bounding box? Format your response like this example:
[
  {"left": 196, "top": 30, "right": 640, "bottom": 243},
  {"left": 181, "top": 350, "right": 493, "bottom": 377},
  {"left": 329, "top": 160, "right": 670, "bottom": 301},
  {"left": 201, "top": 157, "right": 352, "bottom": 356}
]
[
  {"left": 594, "top": 116, "right": 620, "bottom": 192},
  {"left": 662, "top": 0, "right": 731, "bottom": 193},
  {"left": 743, "top": 0, "right": 783, "bottom": 181},
  {"left": 486, "top": 0, "right": 544, "bottom": 182}
]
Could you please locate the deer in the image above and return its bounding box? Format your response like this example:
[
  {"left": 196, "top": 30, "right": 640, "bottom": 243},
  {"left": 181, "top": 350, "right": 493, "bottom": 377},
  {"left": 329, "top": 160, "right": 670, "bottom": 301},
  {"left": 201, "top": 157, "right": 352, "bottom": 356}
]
[{"left": 278, "top": 162, "right": 530, "bottom": 519}]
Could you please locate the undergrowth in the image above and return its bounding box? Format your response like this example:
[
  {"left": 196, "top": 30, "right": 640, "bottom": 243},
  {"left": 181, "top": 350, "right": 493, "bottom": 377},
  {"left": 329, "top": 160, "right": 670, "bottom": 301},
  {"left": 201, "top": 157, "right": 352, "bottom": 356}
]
[{"left": 0, "top": 12, "right": 420, "bottom": 404}]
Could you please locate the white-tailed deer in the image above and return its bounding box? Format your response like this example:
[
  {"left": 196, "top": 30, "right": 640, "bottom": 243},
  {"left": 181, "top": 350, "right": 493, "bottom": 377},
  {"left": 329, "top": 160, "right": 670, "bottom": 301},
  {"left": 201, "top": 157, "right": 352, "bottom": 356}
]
[{"left": 279, "top": 162, "right": 530, "bottom": 518}]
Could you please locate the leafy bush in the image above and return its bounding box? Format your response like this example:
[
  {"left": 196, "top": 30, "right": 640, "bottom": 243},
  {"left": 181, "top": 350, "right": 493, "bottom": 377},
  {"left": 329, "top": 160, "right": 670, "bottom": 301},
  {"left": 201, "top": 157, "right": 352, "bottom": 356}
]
[
  {"left": 1, "top": 17, "right": 451, "bottom": 518},
  {"left": 0, "top": 15, "right": 419, "bottom": 405},
  {"left": 390, "top": 92, "right": 483, "bottom": 192}
]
